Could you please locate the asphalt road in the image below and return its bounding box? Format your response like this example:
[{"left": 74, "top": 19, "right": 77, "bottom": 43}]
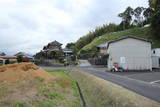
[
  {"left": 41, "top": 65, "right": 160, "bottom": 103},
  {"left": 72, "top": 66, "right": 160, "bottom": 103}
]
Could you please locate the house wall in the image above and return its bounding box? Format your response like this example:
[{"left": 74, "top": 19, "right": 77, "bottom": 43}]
[
  {"left": 152, "top": 56, "right": 160, "bottom": 68},
  {"left": 107, "top": 38, "right": 152, "bottom": 70},
  {"left": 152, "top": 48, "right": 160, "bottom": 57}
]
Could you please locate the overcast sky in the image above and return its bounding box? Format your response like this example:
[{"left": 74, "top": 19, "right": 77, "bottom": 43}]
[{"left": 0, "top": 0, "right": 148, "bottom": 55}]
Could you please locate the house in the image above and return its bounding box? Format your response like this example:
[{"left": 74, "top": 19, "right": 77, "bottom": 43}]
[
  {"left": 151, "top": 48, "right": 160, "bottom": 68},
  {"left": 43, "top": 40, "right": 62, "bottom": 52},
  {"left": 97, "top": 36, "right": 152, "bottom": 71},
  {"left": 0, "top": 56, "right": 17, "bottom": 65},
  {"left": 42, "top": 40, "right": 63, "bottom": 59},
  {"left": 15, "top": 52, "right": 34, "bottom": 62}
]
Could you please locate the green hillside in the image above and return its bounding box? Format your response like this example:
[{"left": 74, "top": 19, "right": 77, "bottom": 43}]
[{"left": 79, "top": 27, "right": 160, "bottom": 54}]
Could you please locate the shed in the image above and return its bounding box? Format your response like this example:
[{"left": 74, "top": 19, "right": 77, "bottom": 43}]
[
  {"left": 98, "top": 36, "right": 152, "bottom": 71},
  {"left": 0, "top": 56, "right": 17, "bottom": 64}
]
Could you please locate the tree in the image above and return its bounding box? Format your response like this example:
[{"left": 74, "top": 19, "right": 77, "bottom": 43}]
[
  {"left": 0, "top": 52, "right": 6, "bottom": 56},
  {"left": 17, "top": 55, "right": 23, "bottom": 63},
  {"left": 75, "top": 23, "right": 119, "bottom": 53},
  {"left": 66, "top": 43, "right": 77, "bottom": 54},
  {"left": 34, "top": 51, "right": 44, "bottom": 59},
  {"left": 118, "top": 6, "right": 134, "bottom": 29},
  {"left": 149, "top": 0, "right": 159, "bottom": 9},
  {"left": 143, "top": 7, "right": 154, "bottom": 24},
  {"left": 66, "top": 43, "right": 75, "bottom": 49},
  {"left": 134, "top": 7, "right": 145, "bottom": 26},
  {"left": 149, "top": 0, "right": 160, "bottom": 40}
]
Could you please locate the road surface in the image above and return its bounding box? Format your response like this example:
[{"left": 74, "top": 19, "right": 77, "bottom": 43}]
[{"left": 72, "top": 66, "right": 160, "bottom": 103}]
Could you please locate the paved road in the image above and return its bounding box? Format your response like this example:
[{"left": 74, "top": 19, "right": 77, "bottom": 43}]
[
  {"left": 72, "top": 66, "right": 160, "bottom": 103},
  {"left": 41, "top": 65, "right": 160, "bottom": 103}
]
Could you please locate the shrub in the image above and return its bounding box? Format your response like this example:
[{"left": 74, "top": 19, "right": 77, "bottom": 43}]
[{"left": 17, "top": 55, "right": 23, "bottom": 63}]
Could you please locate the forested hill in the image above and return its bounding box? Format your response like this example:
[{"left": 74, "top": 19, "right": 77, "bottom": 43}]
[
  {"left": 66, "top": 0, "right": 160, "bottom": 55},
  {"left": 78, "top": 27, "right": 160, "bottom": 54}
]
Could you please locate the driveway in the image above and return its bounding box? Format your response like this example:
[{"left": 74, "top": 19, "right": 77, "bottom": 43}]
[{"left": 79, "top": 60, "right": 91, "bottom": 66}]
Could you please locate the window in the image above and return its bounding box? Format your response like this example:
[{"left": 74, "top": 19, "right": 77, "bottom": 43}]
[{"left": 153, "top": 50, "right": 156, "bottom": 54}]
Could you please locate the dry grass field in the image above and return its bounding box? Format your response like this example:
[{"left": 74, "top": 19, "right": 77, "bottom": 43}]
[{"left": 0, "top": 63, "right": 81, "bottom": 107}]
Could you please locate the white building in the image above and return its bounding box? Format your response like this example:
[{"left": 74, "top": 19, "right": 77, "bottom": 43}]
[
  {"left": 98, "top": 36, "right": 152, "bottom": 71},
  {"left": 152, "top": 48, "right": 160, "bottom": 68}
]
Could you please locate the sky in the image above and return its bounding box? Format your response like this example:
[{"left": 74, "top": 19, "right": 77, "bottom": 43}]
[{"left": 0, "top": 0, "right": 149, "bottom": 55}]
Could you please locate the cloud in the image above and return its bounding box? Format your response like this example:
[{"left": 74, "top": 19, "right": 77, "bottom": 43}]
[{"left": 0, "top": 0, "right": 148, "bottom": 55}]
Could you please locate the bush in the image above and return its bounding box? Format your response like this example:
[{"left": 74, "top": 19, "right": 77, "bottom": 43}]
[
  {"left": 74, "top": 61, "right": 79, "bottom": 65},
  {"left": 17, "top": 55, "right": 23, "bottom": 63},
  {"left": 64, "top": 62, "right": 69, "bottom": 66}
]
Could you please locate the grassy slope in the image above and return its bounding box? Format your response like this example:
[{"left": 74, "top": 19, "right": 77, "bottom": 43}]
[
  {"left": 70, "top": 70, "right": 160, "bottom": 107},
  {"left": 0, "top": 70, "right": 81, "bottom": 107},
  {"left": 47, "top": 70, "right": 81, "bottom": 107},
  {"left": 80, "top": 27, "right": 160, "bottom": 53}
]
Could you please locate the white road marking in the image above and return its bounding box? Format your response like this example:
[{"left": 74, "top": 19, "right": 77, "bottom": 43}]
[{"left": 150, "top": 80, "right": 160, "bottom": 84}]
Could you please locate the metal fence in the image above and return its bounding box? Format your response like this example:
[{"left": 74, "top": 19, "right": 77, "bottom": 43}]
[{"left": 89, "top": 58, "right": 107, "bottom": 65}]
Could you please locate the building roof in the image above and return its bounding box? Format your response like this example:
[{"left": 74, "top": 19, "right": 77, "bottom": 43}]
[
  {"left": 50, "top": 40, "right": 62, "bottom": 46},
  {"left": 97, "top": 36, "right": 151, "bottom": 49},
  {"left": 0, "top": 56, "right": 17, "bottom": 59},
  {"left": 107, "top": 36, "right": 151, "bottom": 48},
  {"left": 43, "top": 40, "right": 62, "bottom": 51}
]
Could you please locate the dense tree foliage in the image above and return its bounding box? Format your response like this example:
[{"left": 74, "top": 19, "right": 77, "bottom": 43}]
[
  {"left": 34, "top": 51, "right": 44, "bottom": 59},
  {"left": 118, "top": 6, "right": 134, "bottom": 29},
  {"left": 149, "top": 0, "right": 160, "bottom": 40},
  {"left": 75, "top": 23, "right": 119, "bottom": 52},
  {"left": 17, "top": 55, "right": 23, "bottom": 63},
  {"left": 65, "top": 42, "right": 77, "bottom": 54},
  {"left": 0, "top": 52, "right": 6, "bottom": 56},
  {"left": 133, "top": 7, "right": 145, "bottom": 26},
  {"left": 143, "top": 7, "right": 154, "bottom": 24},
  {"left": 118, "top": 6, "right": 153, "bottom": 27}
]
